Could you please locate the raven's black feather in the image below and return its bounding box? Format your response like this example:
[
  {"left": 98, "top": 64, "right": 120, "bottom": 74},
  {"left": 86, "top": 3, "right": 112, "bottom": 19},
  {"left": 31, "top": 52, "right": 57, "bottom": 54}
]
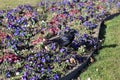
[{"left": 44, "top": 29, "right": 77, "bottom": 47}]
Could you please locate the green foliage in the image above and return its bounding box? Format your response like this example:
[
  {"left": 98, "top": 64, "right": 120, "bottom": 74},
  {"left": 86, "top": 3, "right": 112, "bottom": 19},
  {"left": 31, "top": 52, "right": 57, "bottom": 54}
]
[{"left": 78, "top": 45, "right": 86, "bottom": 55}]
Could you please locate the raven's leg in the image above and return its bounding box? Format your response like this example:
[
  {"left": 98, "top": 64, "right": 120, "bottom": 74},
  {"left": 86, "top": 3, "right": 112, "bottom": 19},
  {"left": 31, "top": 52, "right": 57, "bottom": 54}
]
[{"left": 55, "top": 44, "right": 60, "bottom": 52}]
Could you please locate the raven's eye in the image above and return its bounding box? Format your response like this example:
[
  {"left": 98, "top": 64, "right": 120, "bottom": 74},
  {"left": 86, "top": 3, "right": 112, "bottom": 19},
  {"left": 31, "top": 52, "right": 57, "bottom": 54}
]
[{"left": 41, "top": 31, "right": 44, "bottom": 34}]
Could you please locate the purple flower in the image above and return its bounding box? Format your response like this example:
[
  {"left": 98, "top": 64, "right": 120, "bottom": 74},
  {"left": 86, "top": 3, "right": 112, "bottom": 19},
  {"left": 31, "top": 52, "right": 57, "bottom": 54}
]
[
  {"left": 117, "top": 2, "right": 120, "bottom": 8},
  {"left": 78, "top": 2, "right": 84, "bottom": 7},
  {"left": 53, "top": 74, "right": 59, "bottom": 80},
  {"left": 60, "top": 48, "right": 65, "bottom": 53},
  {"left": 47, "top": 67, "right": 51, "bottom": 72},
  {"left": 41, "top": 57, "right": 46, "bottom": 63},
  {"left": 23, "top": 72, "right": 28, "bottom": 77},
  {"left": 83, "top": 21, "right": 89, "bottom": 27},
  {"left": 36, "top": 52, "right": 41, "bottom": 57},
  {"left": 108, "top": 0, "right": 113, "bottom": 3},
  {"left": 45, "top": 55, "right": 50, "bottom": 61},
  {"left": 83, "top": 34, "right": 88, "bottom": 39},
  {"left": 6, "top": 35, "right": 11, "bottom": 39},
  {"left": 6, "top": 71, "right": 11, "bottom": 78},
  {"left": 51, "top": 43, "right": 56, "bottom": 50},
  {"left": 25, "top": 64, "right": 30, "bottom": 69},
  {"left": 79, "top": 15, "right": 84, "bottom": 21},
  {"left": 83, "top": 21, "right": 97, "bottom": 29},
  {"left": 20, "top": 32, "right": 25, "bottom": 36},
  {"left": 38, "top": 2, "right": 45, "bottom": 7},
  {"left": 70, "top": 16, "right": 73, "bottom": 22},
  {"left": 86, "top": 6, "right": 93, "bottom": 10},
  {"left": 24, "top": 4, "right": 33, "bottom": 11},
  {"left": 6, "top": 42, "right": 11, "bottom": 47},
  {"left": 62, "top": 0, "right": 70, "bottom": 5},
  {"left": 101, "top": 10, "right": 106, "bottom": 16},
  {"left": 71, "top": 41, "right": 79, "bottom": 50},
  {"left": 89, "top": 24, "right": 97, "bottom": 29},
  {"left": 14, "top": 30, "right": 19, "bottom": 36},
  {"left": 22, "top": 76, "right": 27, "bottom": 80},
  {"left": 12, "top": 44, "right": 17, "bottom": 50},
  {"left": 41, "top": 67, "right": 45, "bottom": 71},
  {"left": 30, "top": 78, "right": 35, "bottom": 80},
  {"left": 0, "top": 10, "right": 5, "bottom": 15}
]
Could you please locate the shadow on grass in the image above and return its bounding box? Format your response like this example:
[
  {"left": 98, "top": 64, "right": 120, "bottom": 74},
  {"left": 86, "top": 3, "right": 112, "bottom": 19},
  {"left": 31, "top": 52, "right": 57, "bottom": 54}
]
[
  {"left": 99, "top": 12, "right": 120, "bottom": 43},
  {"left": 104, "top": 12, "right": 120, "bottom": 21},
  {"left": 71, "top": 22, "right": 107, "bottom": 80},
  {"left": 98, "top": 21, "right": 118, "bottom": 49},
  {"left": 100, "top": 44, "right": 118, "bottom": 49},
  {"left": 72, "top": 13, "right": 120, "bottom": 80},
  {"left": 72, "top": 44, "right": 118, "bottom": 80}
]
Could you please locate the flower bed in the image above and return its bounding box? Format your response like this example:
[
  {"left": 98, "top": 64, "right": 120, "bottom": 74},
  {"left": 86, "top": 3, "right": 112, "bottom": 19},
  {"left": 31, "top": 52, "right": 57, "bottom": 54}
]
[{"left": 0, "top": 0, "right": 120, "bottom": 80}]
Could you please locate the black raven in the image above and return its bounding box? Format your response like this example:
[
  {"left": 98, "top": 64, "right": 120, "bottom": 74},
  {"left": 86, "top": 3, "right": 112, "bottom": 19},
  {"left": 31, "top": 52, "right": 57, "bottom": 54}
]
[{"left": 44, "top": 29, "right": 77, "bottom": 47}]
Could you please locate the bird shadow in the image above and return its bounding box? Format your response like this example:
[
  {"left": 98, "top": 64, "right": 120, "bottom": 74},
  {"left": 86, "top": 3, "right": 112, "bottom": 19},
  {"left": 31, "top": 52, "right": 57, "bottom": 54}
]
[
  {"left": 104, "top": 12, "right": 120, "bottom": 21},
  {"left": 99, "top": 12, "right": 120, "bottom": 43},
  {"left": 100, "top": 44, "right": 118, "bottom": 49},
  {"left": 98, "top": 20, "right": 107, "bottom": 43},
  {"left": 71, "top": 13, "right": 120, "bottom": 80},
  {"left": 71, "top": 44, "right": 118, "bottom": 80}
]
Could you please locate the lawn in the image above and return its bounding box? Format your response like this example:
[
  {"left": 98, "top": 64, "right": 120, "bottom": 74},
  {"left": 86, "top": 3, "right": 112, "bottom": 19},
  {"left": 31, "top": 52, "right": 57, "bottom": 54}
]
[
  {"left": 80, "top": 15, "right": 120, "bottom": 80},
  {"left": 0, "top": 0, "right": 41, "bottom": 9}
]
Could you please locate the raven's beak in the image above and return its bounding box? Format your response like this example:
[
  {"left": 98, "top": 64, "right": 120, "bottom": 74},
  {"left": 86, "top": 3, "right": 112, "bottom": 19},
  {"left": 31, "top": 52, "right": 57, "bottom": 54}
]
[{"left": 70, "top": 29, "right": 78, "bottom": 34}]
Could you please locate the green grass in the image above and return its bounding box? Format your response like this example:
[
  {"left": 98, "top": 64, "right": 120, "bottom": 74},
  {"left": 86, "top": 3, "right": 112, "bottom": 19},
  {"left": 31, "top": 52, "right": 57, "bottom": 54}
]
[
  {"left": 80, "top": 15, "right": 120, "bottom": 80},
  {"left": 0, "top": 0, "right": 61, "bottom": 9},
  {"left": 0, "top": 0, "right": 41, "bottom": 9}
]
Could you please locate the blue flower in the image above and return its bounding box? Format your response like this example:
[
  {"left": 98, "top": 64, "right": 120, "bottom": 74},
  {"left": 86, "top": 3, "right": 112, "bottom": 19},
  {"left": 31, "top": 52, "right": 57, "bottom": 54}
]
[
  {"left": 41, "top": 67, "right": 45, "bottom": 71},
  {"left": 25, "top": 64, "right": 30, "bottom": 69},
  {"left": 79, "top": 15, "right": 84, "bottom": 21},
  {"left": 86, "top": 6, "right": 93, "bottom": 10},
  {"left": 60, "top": 48, "right": 65, "bottom": 53},
  {"left": 71, "top": 41, "right": 79, "bottom": 50},
  {"left": 30, "top": 78, "right": 35, "bottom": 80},
  {"left": 83, "top": 34, "right": 88, "bottom": 39},
  {"left": 22, "top": 76, "right": 27, "bottom": 80},
  {"left": 35, "top": 52, "right": 41, "bottom": 57},
  {"left": 83, "top": 21, "right": 97, "bottom": 29},
  {"left": 6, "top": 35, "right": 11, "bottom": 39},
  {"left": 24, "top": 4, "right": 33, "bottom": 11},
  {"left": 53, "top": 74, "right": 59, "bottom": 80},
  {"left": 89, "top": 23, "right": 97, "bottom": 29},
  {"left": 20, "top": 32, "right": 25, "bottom": 36},
  {"left": 12, "top": 44, "right": 17, "bottom": 50},
  {"left": 62, "top": 0, "right": 69, "bottom": 5},
  {"left": 70, "top": 16, "right": 73, "bottom": 22},
  {"left": 41, "top": 57, "right": 46, "bottom": 63},
  {"left": 45, "top": 55, "right": 50, "bottom": 62},
  {"left": 38, "top": 2, "right": 45, "bottom": 7},
  {"left": 6, "top": 42, "right": 11, "bottom": 47},
  {"left": 14, "top": 30, "right": 20, "bottom": 36},
  {"left": 51, "top": 43, "right": 56, "bottom": 50},
  {"left": 10, "top": 39, "right": 15, "bottom": 45},
  {"left": 117, "top": 2, "right": 120, "bottom": 8},
  {"left": 108, "top": 0, "right": 113, "bottom": 3},
  {"left": 83, "top": 21, "right": 89, "bottom": 27},
  {"left": 78, "top": 2, "right": 84, "bottom": 8},
  {"left": 6, "top": 71, "right": 11, "bottom": 78},
  {"left": 23, "top": 72, "right": 28, "bottom": 77},
  {"left": 88, "top": 40, "right": 93, "bottom": 45}
]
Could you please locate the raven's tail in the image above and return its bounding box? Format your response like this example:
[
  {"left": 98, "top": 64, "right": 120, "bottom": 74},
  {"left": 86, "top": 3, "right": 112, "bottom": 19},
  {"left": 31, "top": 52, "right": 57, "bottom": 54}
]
[
  {"left": 43, "top": 40, "right": 53, "bottom": 45},
  {"left": 43, "top": 35, "right": 60, "bottom": 45}
]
